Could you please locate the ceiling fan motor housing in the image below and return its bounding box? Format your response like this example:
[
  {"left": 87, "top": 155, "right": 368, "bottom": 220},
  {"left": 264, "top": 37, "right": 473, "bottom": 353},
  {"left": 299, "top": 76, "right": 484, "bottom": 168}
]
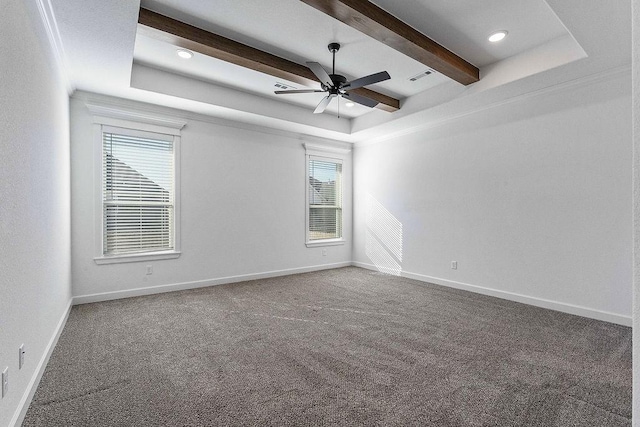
[{"left": 323, "top": 74, "right": 347, "bottom": 94}]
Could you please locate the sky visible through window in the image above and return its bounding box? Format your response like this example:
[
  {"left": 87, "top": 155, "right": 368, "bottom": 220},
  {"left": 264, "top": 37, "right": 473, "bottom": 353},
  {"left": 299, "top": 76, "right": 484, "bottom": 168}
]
[
  {"left": 313, "top": 168, "right": 337, "bottom": 183},
  {"left": 309, "top": 160, "right": 338, "bottom": 183},
  {"left": 105, "top": 133, "right": 173, "bottom": 193}
]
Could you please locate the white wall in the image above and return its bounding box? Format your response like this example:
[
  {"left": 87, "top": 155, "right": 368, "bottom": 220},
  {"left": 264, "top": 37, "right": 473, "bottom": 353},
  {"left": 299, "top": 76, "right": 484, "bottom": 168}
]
[
  {"left": 0, "top": 0, "right": 72, "bottom": 425},
  {"left": 353, "top": 70, "right": 632, "bottom": 325},
  {"left": 70, "top": 94, "right": 352, "bottom": 300},
  {"left": 632, "top": 0, "right": 639, "bottom": 423}
]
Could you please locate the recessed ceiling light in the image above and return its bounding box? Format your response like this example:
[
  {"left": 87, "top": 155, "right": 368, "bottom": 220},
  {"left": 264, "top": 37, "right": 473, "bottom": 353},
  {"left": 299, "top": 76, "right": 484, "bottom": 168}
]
[
  {"left": 345, "top": 101, "right": 355, "bottom": 108},
  {"left": 488, "top": 31, "right": 508, "bottom": 43},
  {"left": 176, "top": 49, "right": 194, "bottom": 59}
]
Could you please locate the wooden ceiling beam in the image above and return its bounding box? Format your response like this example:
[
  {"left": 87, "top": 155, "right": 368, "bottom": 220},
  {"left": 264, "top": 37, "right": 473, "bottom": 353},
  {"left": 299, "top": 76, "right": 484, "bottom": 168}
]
[
  {"left": 299, "top": 0, "right": 480, "bottom": 85},
  {"left": 137, "top": 8, "right": 399, "bottom": 112}
]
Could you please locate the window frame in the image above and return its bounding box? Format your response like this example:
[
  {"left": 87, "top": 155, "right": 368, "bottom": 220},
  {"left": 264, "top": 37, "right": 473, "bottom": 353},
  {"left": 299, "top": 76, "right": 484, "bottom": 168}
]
[
  {"left": 304, "top": 143, "right": 350, "bottom": 248},
  {"left": 89, "top": 104, "right": 185, "bottom": 264}
]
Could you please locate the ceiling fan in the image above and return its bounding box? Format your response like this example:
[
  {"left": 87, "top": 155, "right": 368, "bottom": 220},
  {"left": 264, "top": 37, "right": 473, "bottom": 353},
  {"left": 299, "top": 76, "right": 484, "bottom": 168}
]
[{"left": 274, "top": 43, "right": 391, "bottom": 114}]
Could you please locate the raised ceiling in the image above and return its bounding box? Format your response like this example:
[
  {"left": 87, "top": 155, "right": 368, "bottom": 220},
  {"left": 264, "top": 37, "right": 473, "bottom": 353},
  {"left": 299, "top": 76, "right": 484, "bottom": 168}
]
[
  {"left": 135, "top": 0, "right": 569, "bottom": 112},
  {"left": 46, "top": 0, "right": 631, "bottom": 142}
]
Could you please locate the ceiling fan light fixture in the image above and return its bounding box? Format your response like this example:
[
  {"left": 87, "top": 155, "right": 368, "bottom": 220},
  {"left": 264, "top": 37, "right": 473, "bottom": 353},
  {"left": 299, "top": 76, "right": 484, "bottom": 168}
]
[
  {"left": 488, "top": 31, "right": 508, "bottom": 43},
  {"left": 176, "top": 49, "right": 194, "bottom": 59}
]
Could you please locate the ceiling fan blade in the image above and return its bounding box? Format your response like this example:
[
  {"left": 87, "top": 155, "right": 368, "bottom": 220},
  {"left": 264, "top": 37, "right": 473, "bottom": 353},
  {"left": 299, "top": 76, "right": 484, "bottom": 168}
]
[
  {"left": 306, "top": 62, "right": 334, "bottom": 87},
  {"left": 343, "top": 92, "right": 378, "bottom": 108},
  {"left": 275, "top": 89, "right": 325, "bottom": 94},
  {"left": 314, "top": 94, "right": 336, "bottom": 114},
  {"left": 344, "top": 71, "right": 391, "bottom": 90}
]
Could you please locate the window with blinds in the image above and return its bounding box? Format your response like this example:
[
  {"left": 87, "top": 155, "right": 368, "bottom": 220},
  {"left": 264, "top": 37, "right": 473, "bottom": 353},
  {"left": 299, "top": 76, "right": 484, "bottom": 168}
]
[
  {"left": 308, "top": 157, "right": 343, "bottom": 241},
  {"left": 102, "top": 128, "right": 175, "bottom": 255}
]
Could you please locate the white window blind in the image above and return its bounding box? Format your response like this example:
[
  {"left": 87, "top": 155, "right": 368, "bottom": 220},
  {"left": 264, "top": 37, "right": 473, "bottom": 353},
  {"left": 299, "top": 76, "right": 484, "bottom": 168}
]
[
  {"left": 308, "top": 158, "right": 342, "bottom": 241},
  {"left": 102, "top": 128, "right": 175, "bottom": 255}
]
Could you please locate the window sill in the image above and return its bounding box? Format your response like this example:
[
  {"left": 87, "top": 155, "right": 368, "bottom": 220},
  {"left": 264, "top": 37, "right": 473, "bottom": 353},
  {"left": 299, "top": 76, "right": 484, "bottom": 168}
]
[
  {"left": 305, "top": 239, "right": 346, "bottom": 248},
  {"left": 94, "top": 251, "right": 181, "bottom": 265}
]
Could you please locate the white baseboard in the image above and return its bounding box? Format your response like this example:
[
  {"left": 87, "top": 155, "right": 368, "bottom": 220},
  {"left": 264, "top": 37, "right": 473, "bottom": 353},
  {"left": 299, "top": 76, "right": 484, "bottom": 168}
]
[
  {"left": 73, "top": 262, "right": 352, "bottom": 305},
  {"left": 10, "top": 299, "right": 73, "bottom": 427},
  {"left": 352, "top": 262, "right": 631, "bottom": 327}
]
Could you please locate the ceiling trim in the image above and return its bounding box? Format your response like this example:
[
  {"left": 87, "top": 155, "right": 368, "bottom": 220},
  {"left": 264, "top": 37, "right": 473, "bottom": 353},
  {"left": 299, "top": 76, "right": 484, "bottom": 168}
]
[
  {"left": 299, "top": 0, "right": 480, "bottom": 85},
  {"left": 137, "top": 8, "right": 400, "bottom": 112},
  {"left": 75, "top": 91, "right": 355, "bottom": 145},
  {"left": 34, "top": 0, "right": 74, "bottom": 94},
  {"left": 354, "top": 64, "right": 631, "bottom": 147}
]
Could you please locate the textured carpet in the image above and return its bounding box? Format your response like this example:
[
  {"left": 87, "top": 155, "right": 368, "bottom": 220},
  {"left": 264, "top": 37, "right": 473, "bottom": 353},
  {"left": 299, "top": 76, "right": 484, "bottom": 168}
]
[{"left": 23, "top": 267, "right": 631, "bottom": 426}]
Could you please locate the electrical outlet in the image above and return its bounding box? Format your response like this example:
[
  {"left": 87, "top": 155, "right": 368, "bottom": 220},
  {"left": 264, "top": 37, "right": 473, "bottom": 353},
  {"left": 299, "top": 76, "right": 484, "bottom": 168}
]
[
  {"left": 322, "top": 249, "right": 327, "bottom": 256},
  {"left": 19, "top": 344, "right": 25, "bottom": 369},
  {"left": 451, "top": 261, "right": 457, "bottom": 270},
  {"left": 2, "top": 367, "right": 8, "bottom": 398},
  {"left": 146, "top": 265, "right": 153, "bottom": 275}
]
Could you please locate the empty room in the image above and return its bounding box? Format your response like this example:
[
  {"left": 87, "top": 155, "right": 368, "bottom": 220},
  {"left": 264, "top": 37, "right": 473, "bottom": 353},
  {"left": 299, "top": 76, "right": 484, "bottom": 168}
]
[{"left": 2, "top": 0, "right": 638, "bottom": 425}]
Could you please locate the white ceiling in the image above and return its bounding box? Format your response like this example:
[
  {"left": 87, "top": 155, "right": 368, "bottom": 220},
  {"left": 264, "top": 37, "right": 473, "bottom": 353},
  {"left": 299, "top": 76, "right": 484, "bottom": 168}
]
[
  {"left": 369, "top": 0, "right": 568, "bottom": 68},
  {"left": 134, "top": 34, "right": 382, "bottom": 119},
  {"left": 135, "top": 0, "right": 570, "bottom": 115},
  {"left": 46, "top": 0, "right": 631, "bottom": 143}
]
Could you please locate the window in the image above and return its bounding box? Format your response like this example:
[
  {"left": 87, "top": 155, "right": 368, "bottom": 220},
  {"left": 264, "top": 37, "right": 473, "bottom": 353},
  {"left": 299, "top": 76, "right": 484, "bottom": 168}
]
[
  {"left": 90, "top": 104, "right": 184, "bottom": 264},
  {"left": 102, "top": 127, "right": 175, "bottom": 255},
  {"left": 308, "top": 157, "right": 342, "bottom": 240},
  {"left": 305, "top": 143, "right": 349, "bottom": 247}
]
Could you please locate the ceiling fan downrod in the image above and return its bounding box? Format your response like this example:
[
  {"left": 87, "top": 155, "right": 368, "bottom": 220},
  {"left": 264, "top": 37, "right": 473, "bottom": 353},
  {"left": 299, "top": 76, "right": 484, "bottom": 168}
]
[{"left": 328, "top": 42, "right": 340, "bottom": 75}]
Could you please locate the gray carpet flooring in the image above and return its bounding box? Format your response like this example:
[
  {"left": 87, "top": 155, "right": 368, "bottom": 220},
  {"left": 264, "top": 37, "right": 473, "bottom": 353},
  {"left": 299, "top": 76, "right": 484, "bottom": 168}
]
[{"left": 23, "top": 267, "right": 631, "bottom": 426}]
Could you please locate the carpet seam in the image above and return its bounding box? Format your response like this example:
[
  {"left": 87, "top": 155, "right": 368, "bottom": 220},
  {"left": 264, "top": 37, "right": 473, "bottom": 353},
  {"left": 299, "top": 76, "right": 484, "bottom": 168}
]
[{"left": 33, "top": 379, "right": 132, "bottom": 407}]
